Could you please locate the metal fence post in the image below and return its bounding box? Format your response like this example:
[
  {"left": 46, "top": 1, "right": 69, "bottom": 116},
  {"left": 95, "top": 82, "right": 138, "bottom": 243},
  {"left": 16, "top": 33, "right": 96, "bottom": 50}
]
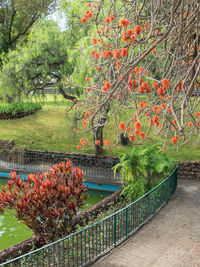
[
  {"left": 126, "top": 208, "right": 128, "bottom": 237},
  {"left": 114, "top": 214, "right": 117, "bottom": 245}
]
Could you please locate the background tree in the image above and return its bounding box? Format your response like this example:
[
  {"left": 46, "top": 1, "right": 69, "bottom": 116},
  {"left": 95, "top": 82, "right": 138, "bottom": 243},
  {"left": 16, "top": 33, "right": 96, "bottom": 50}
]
[
  {"left": 66, "top": 0, "right": 200, "bottom": 157},
  {"left": 0, "top": 0, "right": 95, "bottom": 103},
  {"left": 0, "top": 0, "right": 56, "bottom": 56}
]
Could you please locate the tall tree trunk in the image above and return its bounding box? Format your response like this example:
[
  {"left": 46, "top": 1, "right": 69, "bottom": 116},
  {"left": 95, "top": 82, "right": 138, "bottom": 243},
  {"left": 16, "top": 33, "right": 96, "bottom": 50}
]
[{"left": 93, "top": 117, "right": 106, "bottom": 158}]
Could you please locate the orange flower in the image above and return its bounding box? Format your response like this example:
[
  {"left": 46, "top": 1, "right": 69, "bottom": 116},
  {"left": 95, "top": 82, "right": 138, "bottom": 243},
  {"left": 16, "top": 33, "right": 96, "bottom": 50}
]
[
  {"left": 113, "top": 49, "right": 121, "bottom": 58},
  {"left": 129, "top": 135, "right": 135, "bottom": 141},
  {"left": 116, "top": 60, "right": 120, "bottom": 70},
  {"left": 160, "top": 103, "right": 166, "bottom": 109},
  {"left": 172, "top": 120, "right": 177, "bottom": 125},
  {"left": 127, "top": 29, "right": 134, "bottom": 36},
  {"left": 92, "top": 38, "right": 98, "bottom": 44},
  {"left": 161, "top": 78, "right": 170, "bottom": 88},
  {"left": 95, "top": 140, "right": 101, "bottom": 145},
  {"left": 196, "top": 112, "right": 200, "bottom": 117},
  {"left": 139, "top": 132, "right": 145, "bottom": 140},
  {"left": 119, "top": 19, "right": 130, "bottom": 28},
  {"left": 117, "top": 94, "right": 121, "bottom": 99},
  {"left": 152, "top": 82, "right": 159, "bottom": 89},
  {"left": 121, "top": 48, "right": 128, "bottom": 57},
  {"left": 104, "top": 140, "right": 111, "bottom": 146},
  {"left": 167, "top": 108, "right": 172, "bottom": 112},
  {"left": 134, "top": 25, "right": 142, "bottom": 35},
  {"left": 94, "top": 53, "right": 100, "bottom": 59},
  {"left": 157, "top": 87, "right": 165, "bottom": 96},
  {"left": 135, "top": 129, "right": 140, "bottom": 135},
  {"left": 84, "top": 112, "right": 89, "bottom": 117},
  {"left": 80, "top": 138, "right": 86, "bottom": 146},
  {"left": 188, "top": 121, "right": 192, "bottom": 127},
  {"left": 77, "top": 145, "right": 81, "bottom": 149},
  {"left": 81, "top": 16, "right": 88, "bottom": 23},
  {"left": 104, "top": 81, "right": 111, "bottom": 90},
  {"left": 82, "top": 121, "right": 87, "bottom": 127},
  {"left": 152, "top": 48, "right": 156, "bottom": 55},
  {"left": 171, "top": 136, "right": 178, "bottom": 144},
  {"left": 134, "top": 121, "right": 141, "bottom": 130},
  {"left": 73, "top": 128, "right": 76, "bottom": 132},
  {"left": 118, "top": 122, "right": 126, "bottom": 130}
]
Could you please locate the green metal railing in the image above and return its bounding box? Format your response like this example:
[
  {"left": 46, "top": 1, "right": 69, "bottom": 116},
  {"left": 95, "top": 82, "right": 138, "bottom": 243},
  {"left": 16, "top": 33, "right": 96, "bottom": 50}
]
[
  {"left": 0, "top": 167, "right": 178, "bottom": 267},
  {"left": 0, "top": 149, "right": 120, "bottom": 181}
]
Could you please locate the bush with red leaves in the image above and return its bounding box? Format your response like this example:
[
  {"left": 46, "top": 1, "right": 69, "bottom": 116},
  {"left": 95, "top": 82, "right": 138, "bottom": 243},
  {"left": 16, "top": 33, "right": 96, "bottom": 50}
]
[{"left": 0, "top": 161, "right": 87, "bottom": 243}]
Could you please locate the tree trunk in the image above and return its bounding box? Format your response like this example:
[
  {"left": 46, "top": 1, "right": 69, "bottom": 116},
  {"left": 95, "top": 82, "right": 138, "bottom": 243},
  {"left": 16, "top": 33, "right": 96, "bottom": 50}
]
[
  {"left": 94, "top": 124, "right": 104, "bottom": 158},
  {"left": 93, "top": 117, "right": 106, "bottom": 158}
]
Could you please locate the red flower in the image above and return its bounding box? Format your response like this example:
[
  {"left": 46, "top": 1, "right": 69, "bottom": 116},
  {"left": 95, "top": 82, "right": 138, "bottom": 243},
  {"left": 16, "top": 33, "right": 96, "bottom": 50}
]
[
  {"left": 77, "top": 145, "right": 81, "bottom": 149},
  {"left": 134, "top": 121, "right": 141, "bottom": 130},
  {"left": 85, "top": 77, "right": 90, "bottom": 82},
  {"left": 118, "top": 122, "right": 126, "bottom": 130},
  {"left": 95, "top": 140, "right": 101, "bottom": 145},
  {"left": 188, "top": 121, "right": 192, "bottom": 127},
  {"left": 81, "top": 17, "right": 88, "bottom": 23},
  {"left": 161, "top": 78, "right": 170, "bottom": 88},
  {"left": 113, "top": 49, "right": 121, "bottom": 58},
  {"left": 139, "top": 132, "right": 146, "bottom": 140},
  {"left": 157, "top": 87, "right": 165, "bottom": 96},
  {"left": 196, "top": 112, "right": 200, "bottom": 117},
  {"left": 160, "top": 103, "right": 166, "bottom": 109},
  {"left": 152, "top": 82, "right": 159, "bottom": 89},
  {"left": 134, "top": 25, "right": 142, "bottom": 35},
  {"left": 104, "top": 140, "right": 111, "bottom": 146},
  {"left": 127, "top": 29, "right": 134, "bottom": 36},
  {"left": 121, "top": 48, "right": 128, "bottom": 57},
  {"left": 129, "top": 135, "right": 135, "bottom": 141},
  {"left": 171, "top": 136, "right": 178, "bottom": 144},
  {"left": 80, "top": 138, "right": 86, "bottom": 146},
  {"left": 119, "top": 19, "right": 130, "bottom": 28}
]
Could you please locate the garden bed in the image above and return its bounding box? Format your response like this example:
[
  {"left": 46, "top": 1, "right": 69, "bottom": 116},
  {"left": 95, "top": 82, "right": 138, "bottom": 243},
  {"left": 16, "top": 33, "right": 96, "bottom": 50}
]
[{"left": 0, "top": 102, "right": 42, "bottom": 120}]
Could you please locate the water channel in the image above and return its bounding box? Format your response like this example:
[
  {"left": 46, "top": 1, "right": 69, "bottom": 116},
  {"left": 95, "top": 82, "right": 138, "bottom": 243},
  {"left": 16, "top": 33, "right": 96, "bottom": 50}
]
[{"left": 0, "top": 178, "right": 112, "bottom": 250}]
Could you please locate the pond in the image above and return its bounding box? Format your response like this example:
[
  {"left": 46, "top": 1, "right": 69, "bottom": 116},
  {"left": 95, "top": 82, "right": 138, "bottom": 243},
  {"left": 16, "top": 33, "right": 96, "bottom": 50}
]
[{"left": 0, "top": 178, "right": 112, "bottom": 251}]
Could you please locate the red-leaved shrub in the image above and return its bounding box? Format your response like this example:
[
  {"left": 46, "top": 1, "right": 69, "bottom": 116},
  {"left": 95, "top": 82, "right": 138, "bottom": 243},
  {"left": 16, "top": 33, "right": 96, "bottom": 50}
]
[{"left": 0, "top": 161, "right": 87, "bottom": 243}]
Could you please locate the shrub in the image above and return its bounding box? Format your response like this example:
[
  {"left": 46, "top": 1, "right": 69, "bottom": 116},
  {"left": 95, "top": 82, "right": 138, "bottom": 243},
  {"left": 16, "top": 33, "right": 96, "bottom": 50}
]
[
  {"left": 113, "top": 143, "right": 175, "bottom": 201},
  {"left": 0, "top": 161, "right": 88, "bottom": 243},
  {"left": 0, "top": 102, "right": 42, "bottom": 117}
]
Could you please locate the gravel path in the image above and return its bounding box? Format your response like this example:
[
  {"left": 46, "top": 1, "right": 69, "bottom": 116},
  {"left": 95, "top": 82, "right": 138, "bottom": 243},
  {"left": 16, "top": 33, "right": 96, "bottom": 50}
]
[{"left": 92, "top": 179, "right": 200, "bottom": 267}]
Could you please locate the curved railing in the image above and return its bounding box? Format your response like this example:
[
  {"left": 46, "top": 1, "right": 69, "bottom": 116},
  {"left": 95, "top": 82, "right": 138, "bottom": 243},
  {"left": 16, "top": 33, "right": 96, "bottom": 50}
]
[
  {"left": 0, "top": 167, "right": 178, "bottom": 267},
  {"left": 0, "top": 149, "right": 120, "bottom": 182}
]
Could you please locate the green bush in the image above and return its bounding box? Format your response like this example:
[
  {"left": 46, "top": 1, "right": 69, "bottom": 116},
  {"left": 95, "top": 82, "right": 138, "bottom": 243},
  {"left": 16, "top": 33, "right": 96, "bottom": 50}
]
[
  {"left": 0, "top": 102, "right": 42, "bottom": 116},
  {"left": 113, "top": 143, "right": 175, "bottom": 201}
]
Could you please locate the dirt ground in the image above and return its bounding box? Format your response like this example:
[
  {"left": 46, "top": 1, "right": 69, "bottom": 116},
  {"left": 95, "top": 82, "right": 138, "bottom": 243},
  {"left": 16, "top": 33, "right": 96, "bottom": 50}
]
[{"left": 92, "top": 179, "right": 200, "bottom": 267}]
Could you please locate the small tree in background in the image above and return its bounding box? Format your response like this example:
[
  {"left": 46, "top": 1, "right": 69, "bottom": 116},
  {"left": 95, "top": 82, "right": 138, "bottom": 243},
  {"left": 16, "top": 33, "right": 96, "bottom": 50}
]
[
  {"left": 0, "top": 161, "right": 88, "bottom": 244},
  {"left": 113, "top": 143, "right": 175, "bottom": 201},
  {"left": 66, "top": 0, "right": 200, "bottom": 157}
]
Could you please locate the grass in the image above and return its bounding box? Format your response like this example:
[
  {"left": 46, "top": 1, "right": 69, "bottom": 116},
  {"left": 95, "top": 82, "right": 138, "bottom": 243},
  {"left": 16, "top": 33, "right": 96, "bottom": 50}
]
[{"left": 0, "top": 94, "right": 200, "bottom": 161}]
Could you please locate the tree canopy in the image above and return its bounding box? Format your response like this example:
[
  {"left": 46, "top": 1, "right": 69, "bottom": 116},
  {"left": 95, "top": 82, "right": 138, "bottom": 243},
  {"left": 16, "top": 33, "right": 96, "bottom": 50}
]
[
  {"left": 0, "top": 0, "right": 56, "bottom": 55},
  {"left": 66, "top": 0, "right": 200, "bottom": 156}
]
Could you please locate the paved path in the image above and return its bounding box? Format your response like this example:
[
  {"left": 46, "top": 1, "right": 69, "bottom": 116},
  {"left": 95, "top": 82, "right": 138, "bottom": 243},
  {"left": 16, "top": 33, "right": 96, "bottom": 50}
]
[{"left": 92, "top": 179, "right": 200, "bottom": 267}]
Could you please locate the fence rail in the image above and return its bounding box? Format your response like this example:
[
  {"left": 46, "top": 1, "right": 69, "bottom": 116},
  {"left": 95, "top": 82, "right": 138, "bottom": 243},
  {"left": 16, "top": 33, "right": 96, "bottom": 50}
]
[
  {"left": 0, "top": 167, "right": 178, "bottom": 267},
  {"left": 0, "top": 149, "right": 120, "bottom": 182}
]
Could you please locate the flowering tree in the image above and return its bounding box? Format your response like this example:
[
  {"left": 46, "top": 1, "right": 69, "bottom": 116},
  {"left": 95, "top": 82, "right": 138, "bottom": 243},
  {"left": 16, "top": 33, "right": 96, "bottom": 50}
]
[{"left": 66, "top": 0, "right": 200, "bottom": 157}]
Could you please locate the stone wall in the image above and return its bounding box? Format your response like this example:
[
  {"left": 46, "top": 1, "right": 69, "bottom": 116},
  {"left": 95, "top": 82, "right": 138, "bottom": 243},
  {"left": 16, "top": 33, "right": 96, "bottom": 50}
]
[
  {"left": 0, "top": 139, "right": 15, "bottom": 150},
  {"left": 178, "top": 162, "right": 200, "bottom": 180}
]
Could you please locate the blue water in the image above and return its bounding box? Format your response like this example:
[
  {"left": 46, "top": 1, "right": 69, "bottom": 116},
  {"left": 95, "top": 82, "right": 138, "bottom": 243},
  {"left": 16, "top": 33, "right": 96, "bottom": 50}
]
[{"left": 0, "top": 171, "right": 121, "bottom": 192}]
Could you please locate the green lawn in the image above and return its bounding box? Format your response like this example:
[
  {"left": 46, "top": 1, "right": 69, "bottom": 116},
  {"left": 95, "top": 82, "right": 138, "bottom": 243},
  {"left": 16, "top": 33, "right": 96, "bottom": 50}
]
[{"left": 0, "top": 95, "right": 200, "bottom": 161}]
